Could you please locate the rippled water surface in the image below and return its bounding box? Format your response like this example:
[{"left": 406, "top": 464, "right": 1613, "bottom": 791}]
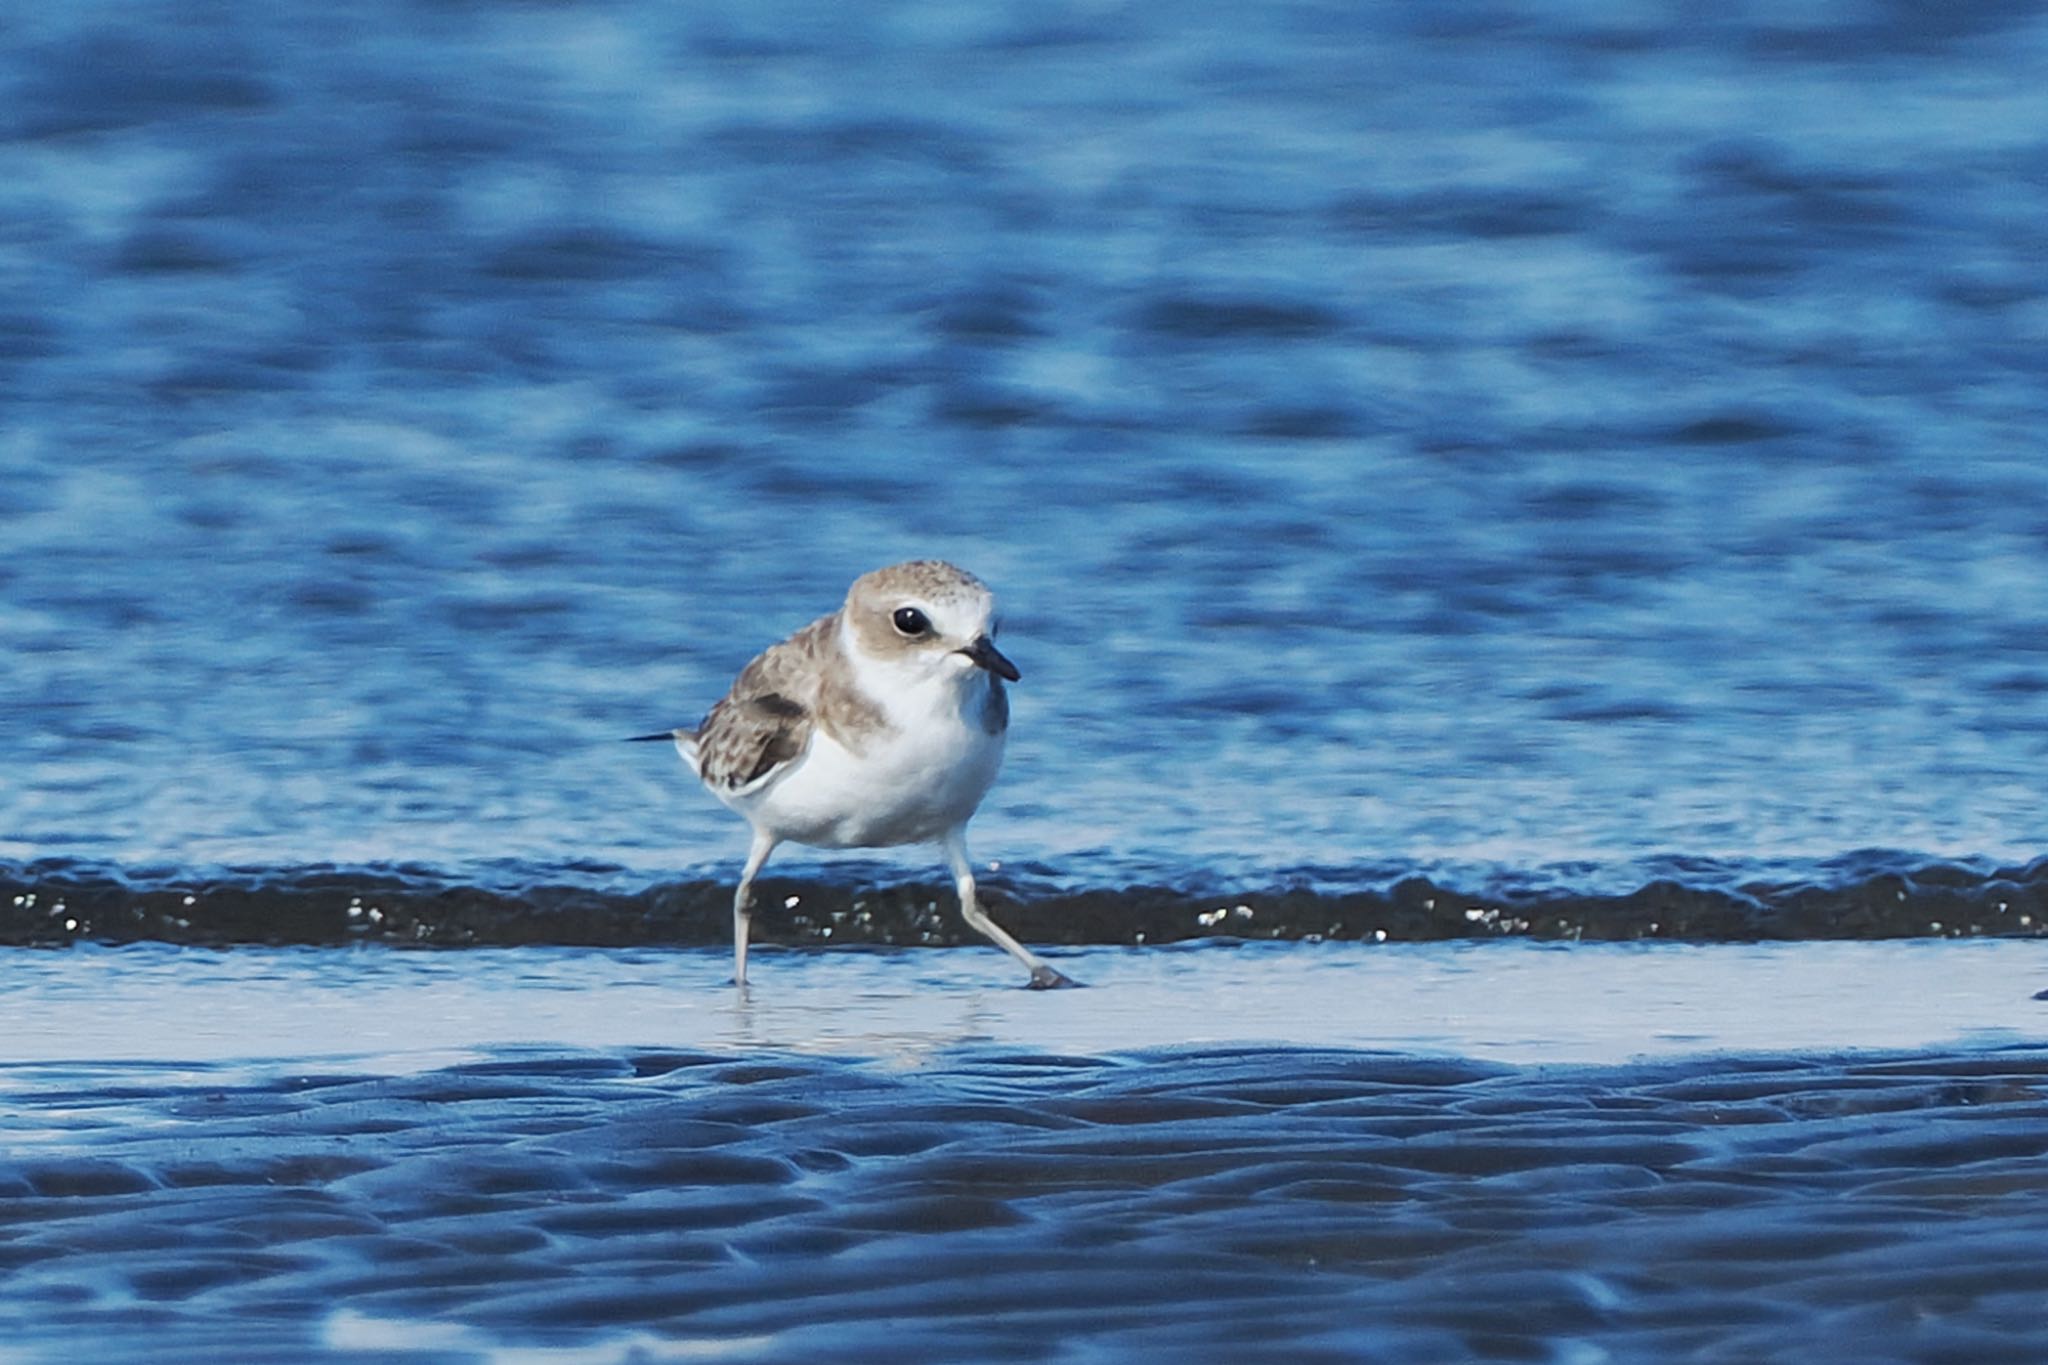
[{"left": 7, "top": 0, "right": 2048, "bottom": 893}]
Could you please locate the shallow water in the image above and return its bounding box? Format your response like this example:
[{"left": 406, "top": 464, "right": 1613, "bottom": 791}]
[
  {"left": 4, "top": 939, "right": 2046, "bottom": 1069},
  {"left": 7, "top": 942, "right": 2045, "bottom": 1363}
]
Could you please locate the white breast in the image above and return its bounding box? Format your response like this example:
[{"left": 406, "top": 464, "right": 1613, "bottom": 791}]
[{"left": 717, "top": 653, "right": 1006, "bottom": 849}]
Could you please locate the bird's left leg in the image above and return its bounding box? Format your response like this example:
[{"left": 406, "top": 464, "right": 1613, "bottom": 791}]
[{"left": 943, "top": 828, "right": 1077, "bottom": 989}]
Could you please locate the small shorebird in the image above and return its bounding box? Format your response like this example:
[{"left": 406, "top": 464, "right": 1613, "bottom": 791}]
[{"left": 633, "top": 560, "right": 1076, "bottom": 990}]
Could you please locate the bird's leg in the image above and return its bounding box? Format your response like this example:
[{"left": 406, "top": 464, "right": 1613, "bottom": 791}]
[
  {"left": 733, "top": 831, "right": 776, "bottom": 989},
  {"left": 943, "top": 829, "right": 1078, "bottom": 989}
]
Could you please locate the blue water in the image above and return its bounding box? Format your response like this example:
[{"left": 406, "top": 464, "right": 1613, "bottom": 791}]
[{"left": 7, "top": 0, "right": 2048, "bottom": 899}]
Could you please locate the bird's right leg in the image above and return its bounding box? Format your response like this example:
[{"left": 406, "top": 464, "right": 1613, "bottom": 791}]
[{"left": 733, "top": 831, "right": 776, "bottom": 989}]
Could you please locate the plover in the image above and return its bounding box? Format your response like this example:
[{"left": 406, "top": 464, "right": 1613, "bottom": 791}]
[{"left": 633, "top": 560, "right": 1076, "bottom": 990}]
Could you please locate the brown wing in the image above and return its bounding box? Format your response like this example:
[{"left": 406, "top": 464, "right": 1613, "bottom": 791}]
[{"left": 693, "top": 614, "right": 837, "bottom": 792}]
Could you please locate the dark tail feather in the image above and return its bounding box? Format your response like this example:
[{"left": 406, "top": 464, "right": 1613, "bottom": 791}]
[{"left": 626, "top": 731, "right": 682, "bottom": 742}]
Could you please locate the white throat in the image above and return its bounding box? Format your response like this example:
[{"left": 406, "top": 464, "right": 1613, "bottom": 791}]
[{"left": 837, "top": 617, "right": 986, "bottom": 729}]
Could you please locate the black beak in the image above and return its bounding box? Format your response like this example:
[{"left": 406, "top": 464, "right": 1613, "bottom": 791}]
[{"left": 959, "top": 634, "right": 1020, "bottom": 682}]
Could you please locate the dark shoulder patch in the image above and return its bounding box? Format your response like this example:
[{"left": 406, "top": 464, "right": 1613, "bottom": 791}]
[{"left": 981, "top": 678, "right": 1009, "bottom": 735}]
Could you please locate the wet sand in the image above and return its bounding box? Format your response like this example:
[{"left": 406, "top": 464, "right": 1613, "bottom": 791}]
[
  {"left": 5, "top": 1042, "right": 2048, "bottom": 1362},
  {"left": 4, "top": 943, "right": 2048, "bottom": 1361}
]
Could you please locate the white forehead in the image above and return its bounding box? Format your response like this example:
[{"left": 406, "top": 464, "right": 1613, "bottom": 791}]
[
  {"left": 914, "top": 588, "right": 994, "bottom": 637},
  {"left": 849, "top": 561, "right": 996, "bottom": 634}
]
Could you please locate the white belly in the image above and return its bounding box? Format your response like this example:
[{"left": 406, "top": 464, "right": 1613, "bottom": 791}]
[{"left": 720, "top": 714, "right": 1005, "bottom": 849}]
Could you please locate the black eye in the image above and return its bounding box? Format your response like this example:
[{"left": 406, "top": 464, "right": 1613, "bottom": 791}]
[{"left": 892, "top": 606, "right": 930, "bottom": 636}]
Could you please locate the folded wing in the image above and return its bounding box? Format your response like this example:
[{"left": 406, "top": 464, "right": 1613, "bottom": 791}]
[{"left": 693, "top": 614, "right": 837, "bottom": 792}]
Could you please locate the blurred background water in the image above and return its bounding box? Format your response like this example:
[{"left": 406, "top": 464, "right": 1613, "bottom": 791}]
[{"left": 4, "top": 0, "right": 2048, "bottom": 894}]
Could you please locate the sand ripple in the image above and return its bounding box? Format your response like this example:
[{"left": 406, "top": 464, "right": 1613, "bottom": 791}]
[{"left": 5, "top": 1046, "right": 2048, "bottom": 1360}]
